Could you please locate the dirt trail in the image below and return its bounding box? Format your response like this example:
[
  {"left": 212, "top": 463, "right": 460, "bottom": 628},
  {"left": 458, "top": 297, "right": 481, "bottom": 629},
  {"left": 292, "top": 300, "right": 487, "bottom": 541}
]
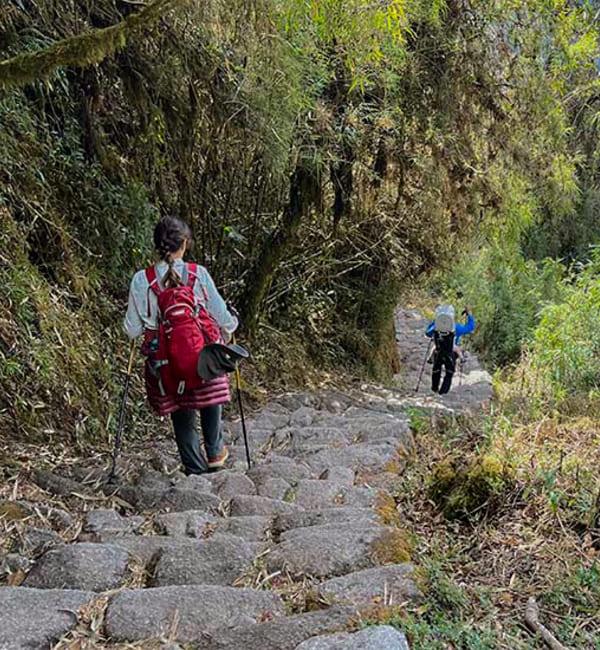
[{"left": 0, "top": 309, "right": 492, "bottom": 650}]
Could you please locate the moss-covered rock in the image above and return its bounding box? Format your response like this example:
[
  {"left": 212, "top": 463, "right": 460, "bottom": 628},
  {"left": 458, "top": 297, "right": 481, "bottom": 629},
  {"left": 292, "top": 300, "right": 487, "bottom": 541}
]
[
  {"left": 371, "top": 529, "right": 414, "bottom": 565},
  {"left": 374, "top": 492, "right": 401, "bottom": 527},
  {"left": 428, "top": 453, "right": 512, "bottom": 520}
]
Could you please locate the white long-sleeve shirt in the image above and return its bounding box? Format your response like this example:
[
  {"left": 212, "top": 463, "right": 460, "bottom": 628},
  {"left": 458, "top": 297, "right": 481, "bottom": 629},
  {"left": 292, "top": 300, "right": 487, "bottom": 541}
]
[{"left": 124, "top": 259, "right": 238, "bottom": 340}]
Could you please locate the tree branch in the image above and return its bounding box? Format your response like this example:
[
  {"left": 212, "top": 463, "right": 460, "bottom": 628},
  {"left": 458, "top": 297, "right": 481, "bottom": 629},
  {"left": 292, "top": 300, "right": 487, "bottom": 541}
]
[
  {"left": 524, "top": 598, "right": 569, "bottom": 650},
  {"left": 0, "top": 0, "right": 189, "bottom": 89}
]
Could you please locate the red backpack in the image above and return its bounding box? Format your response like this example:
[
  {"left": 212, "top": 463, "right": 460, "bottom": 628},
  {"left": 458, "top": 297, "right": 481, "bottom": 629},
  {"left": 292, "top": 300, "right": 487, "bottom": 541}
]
[{"left": 146, "top": 262, "right": 220, "bottom": 395}]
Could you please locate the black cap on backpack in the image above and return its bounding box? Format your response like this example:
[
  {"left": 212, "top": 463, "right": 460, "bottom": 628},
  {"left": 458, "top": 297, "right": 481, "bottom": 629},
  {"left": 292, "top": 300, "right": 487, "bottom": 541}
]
[{"left": 197, "top": 343, "right": 250, "bottom": 381}]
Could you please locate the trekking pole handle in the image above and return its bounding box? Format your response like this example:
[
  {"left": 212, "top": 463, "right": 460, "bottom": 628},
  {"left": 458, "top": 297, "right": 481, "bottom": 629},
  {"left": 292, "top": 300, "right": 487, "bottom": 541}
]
[
  {"left": 126, "top": 339, "right": 136, "bottom": 375},
  {"left": 231, "top": 333, "right": 243, "bottom": 388}
]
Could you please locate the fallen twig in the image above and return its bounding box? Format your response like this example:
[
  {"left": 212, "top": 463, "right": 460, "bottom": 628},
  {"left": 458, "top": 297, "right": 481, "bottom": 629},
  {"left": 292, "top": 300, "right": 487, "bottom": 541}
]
[{"left": 524, "top": 597, "right": 569, "bottom": 650}]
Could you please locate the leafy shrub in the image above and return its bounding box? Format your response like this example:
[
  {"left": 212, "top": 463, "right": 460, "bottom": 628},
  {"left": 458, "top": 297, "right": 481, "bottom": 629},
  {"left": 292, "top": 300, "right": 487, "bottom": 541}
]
[
  {"left": 440, "top": 243, "right": 566, "bottom": 366},
  {"left": 532, "top": 252, "right": 600, "bottom": 401},
  {"left": 428, "top": 453, "right": 513, "bottom": 520}
]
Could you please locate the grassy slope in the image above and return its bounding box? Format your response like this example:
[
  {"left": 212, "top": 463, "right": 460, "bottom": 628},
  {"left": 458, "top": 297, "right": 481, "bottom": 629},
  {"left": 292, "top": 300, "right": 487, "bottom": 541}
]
[{"left": 365, "top": 395, "right": 600, "bottom": 649}]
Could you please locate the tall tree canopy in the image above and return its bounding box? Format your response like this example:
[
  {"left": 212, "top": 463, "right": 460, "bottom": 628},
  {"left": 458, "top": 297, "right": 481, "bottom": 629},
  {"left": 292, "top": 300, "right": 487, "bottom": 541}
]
[{"left": 0, "top": 0, "right": 599, "bottom": 438}]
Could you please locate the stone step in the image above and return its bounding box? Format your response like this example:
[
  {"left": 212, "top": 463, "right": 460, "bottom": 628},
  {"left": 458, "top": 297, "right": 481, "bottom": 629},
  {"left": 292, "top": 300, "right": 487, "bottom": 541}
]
[
  {"left": 229, "top": 494, "right": 304, "bottom": 517},
  {"left": 0, "top": 587, "right": 96, "bottom": 649},
  {"left": 298, "top": 441, "right": 408, "bottom": 474},
  {"left": 296, "top": 626, "right": 410, "bottom": 650},
  {"left": 151, "top": 533, "right": 259, "bottom": 587},
  {"left": 105, "top": 585, "right": 285, "bottom": 643},
  {"left": 266, "top": 522, "right": 394, "bottom": 578},
  {"left": 196, "top": 605, "right": 356, "bottom": 650},
  {"left": 315, "top": 563, "right": 421, "bottom": 608},
  {"left": 23, "top": 542, "right": 129, "bottom": 591},
  {"left": 287, "top": 479, "right": 379, "bottom": 510},
  {"left": 274, "top": 507, "right": 380, "bottom": 534},
  {"left": 83, "top": 508, "right": 145, "bottom": 537},
  {"left": 116, "top": 484, "right": 221, "bottom": 513},
  {"left": 156, "top": 510, "right": 217, "bottom": 537}
]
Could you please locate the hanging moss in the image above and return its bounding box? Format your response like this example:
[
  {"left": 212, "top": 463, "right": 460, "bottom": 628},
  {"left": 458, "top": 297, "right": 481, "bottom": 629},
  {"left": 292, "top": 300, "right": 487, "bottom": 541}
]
[{"left": 0, "top": 0, "right": 188, "bottom": 89}]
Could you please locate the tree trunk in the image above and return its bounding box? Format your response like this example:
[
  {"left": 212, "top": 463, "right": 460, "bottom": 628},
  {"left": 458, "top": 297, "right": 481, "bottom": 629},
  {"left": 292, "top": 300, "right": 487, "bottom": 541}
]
[
  {"left": 239, "top": 163, "right": 318, "bottom": 336},
  {"left": 331, "top": 139, "right": 354, "bottom": 233},
  {"left": 359, "top": 265, "right": 401, "bottom": 378}
]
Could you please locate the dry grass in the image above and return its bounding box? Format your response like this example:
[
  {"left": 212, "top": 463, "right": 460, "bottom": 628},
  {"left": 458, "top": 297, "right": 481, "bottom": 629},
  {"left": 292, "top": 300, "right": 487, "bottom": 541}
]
[
  {"left": 231, "top": 548, "right": 329, "bottom": 615},
  {"left": 385, "top": 405, "right": 600, "bottom": 648}
]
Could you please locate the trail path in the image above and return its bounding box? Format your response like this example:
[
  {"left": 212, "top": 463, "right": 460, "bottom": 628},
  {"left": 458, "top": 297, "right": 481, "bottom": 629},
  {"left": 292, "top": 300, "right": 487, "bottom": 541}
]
[{"left": 0, "top": 309, "right": 492, "bottom": 650}]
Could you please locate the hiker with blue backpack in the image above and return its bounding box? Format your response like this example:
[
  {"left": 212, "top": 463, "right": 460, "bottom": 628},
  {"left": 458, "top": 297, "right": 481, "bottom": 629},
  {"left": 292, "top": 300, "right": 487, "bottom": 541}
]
[
  {"left": 124, "top": 216, "right": 244, "bottom": 475},
  {"left": 426, "top": 305, "right": 475, "bottom": 395}
]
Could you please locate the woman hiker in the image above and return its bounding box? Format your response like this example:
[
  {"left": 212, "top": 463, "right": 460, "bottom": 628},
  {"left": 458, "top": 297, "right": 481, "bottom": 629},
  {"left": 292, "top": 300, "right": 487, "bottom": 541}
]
[{"left": 124, "top": 216, "right": 238, "bottom": 474}]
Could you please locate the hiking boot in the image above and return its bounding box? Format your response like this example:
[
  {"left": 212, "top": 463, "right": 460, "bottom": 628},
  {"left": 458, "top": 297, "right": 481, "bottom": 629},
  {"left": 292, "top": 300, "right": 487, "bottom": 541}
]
[{"left": 207, "top": 446, "right": 229, "bottom": 469}]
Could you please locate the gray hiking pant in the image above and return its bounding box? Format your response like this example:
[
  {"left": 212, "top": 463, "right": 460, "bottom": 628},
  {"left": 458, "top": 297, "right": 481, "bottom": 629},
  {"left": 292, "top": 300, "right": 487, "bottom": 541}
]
[{"left": 171, "top": 406, "right": 224, "bottom": 474}]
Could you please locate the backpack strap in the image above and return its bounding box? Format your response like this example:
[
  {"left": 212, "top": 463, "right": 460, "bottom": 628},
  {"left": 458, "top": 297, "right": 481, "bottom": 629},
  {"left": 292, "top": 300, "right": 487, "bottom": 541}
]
[
  {"left": 145, "top": 266, "right": 162, "bottom": 296},
  {"left": 186, "top": 262, "right": 198, "bottom": 288},
  {"left": 145, "top": 266, "right": 162, "bottom": 318},
  {"left": 186, "top": 262, "right": 209, "bottom": 302}
]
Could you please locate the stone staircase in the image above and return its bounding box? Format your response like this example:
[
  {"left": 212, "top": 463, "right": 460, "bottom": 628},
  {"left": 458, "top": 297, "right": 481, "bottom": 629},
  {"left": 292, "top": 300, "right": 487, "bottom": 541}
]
[{"left": 0, "top": 309, "right": 492, "bottom": 650}]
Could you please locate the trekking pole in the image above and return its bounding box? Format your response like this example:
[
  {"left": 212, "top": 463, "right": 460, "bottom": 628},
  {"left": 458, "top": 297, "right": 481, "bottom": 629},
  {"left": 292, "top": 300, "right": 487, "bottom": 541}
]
[
  {"left": 415, "top": 338, "right": 433, "bottom": 392},
  {"left": 232, "top": 333, "right": 252, "bottom": 469},
  {"left": 108, "top": 340, "right": 136, "bottom": 483}
]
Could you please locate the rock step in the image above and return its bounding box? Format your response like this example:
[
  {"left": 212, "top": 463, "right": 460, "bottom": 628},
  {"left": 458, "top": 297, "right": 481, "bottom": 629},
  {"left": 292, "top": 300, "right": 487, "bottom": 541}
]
[
  {"left": 194, "top": 606, "right": 357, "bottom": 650},
  {"left": 267, "top": 522, "right": 396, "bottom": 578},
  {"left": 315, "top": 564, "right": 421, "bottom": 608},
  {"left": 296, "top": 626, "right": 410, "bottom": 649},
  {"left": 105, "top": 585, "right": 285, "bottom": 643},
  {"left": 0, "top": 587, "right": 96, "bottom": 650},
  {"left": 1, "top": 307, "right": 494, "bottom": 648}
]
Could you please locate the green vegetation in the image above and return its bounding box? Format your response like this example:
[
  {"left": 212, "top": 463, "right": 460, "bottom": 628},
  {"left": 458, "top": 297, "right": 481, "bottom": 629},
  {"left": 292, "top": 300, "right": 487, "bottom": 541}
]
[
  {"left": 2, "top": 0, "right": 599, "bottom": 442},
  {"left": 0, "top": 0, "right": 188, "bottom": 88},
  {"left": 428, "top": 453, "right": 513, "bottom": 520},
  {"left": 382, "top": 407, "right": 600, "bottom": 648},
  {"left": 1, "top": 1, "right": 600, "bottom": 645}
]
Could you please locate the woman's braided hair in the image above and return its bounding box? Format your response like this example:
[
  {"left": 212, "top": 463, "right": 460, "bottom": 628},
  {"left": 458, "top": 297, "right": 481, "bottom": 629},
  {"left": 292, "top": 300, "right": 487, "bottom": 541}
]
[{"left": 153, "top": 216, "right": 193, "bottom": 288}]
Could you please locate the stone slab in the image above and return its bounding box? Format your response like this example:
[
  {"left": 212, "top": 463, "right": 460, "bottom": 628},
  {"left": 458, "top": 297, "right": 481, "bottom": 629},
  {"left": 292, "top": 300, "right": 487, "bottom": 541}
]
[
  {"left": 23, "top": 542, "right": 129, "bottom": 591},
  {"left": 197, "top": 606, "right": 355, "bottom": 650},
  {"left": 105, "top": 585, "right": 284, "bottom": 643},
  {"left": 214, "top": 516, "right": 270, "bottom": 542},
  {"left": 257, "top": 478, "right": 292, "bottom": 500},
  {"left": 159, "top": 488, "right": 221, "bottom": 513},
  {"left": 155, "top": 511, "right": 217, "bottom": 538},
  {"left": 152, "top": 534, "right": 257, "bottom": 587},
  {"left": 229, "top": 495, "right": 303, "bottom": 517},
  {"left": 209, "top": 472, "right": 257, "bottom": 499},
  {"left": 267, "top": 523, "right": 389, "bottom": 578},
  {"left": 248, "top": 459, "right": 312, "bottom": 486},
  {"left": 84, "top": 509, "right": 145, "bottom": 536},
  {"left": 316, "top": 564, "right": 420, "bottom": 608},
  {"left": 296, "top": 625, "right": 410, "bottom": 649},
  {"left": 0, "top": 587, "right": 95, "bottom": 649},
  {"left": 274, "top": 508, "right": 379, "bottom": 534}
]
